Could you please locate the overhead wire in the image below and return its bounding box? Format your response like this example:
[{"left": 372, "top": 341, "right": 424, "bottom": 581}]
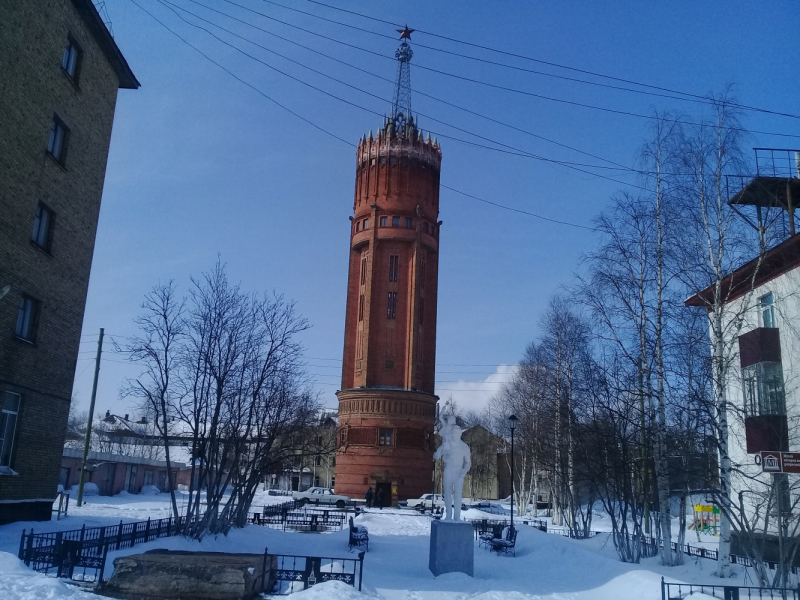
[
  {"left": 208, "top": 0, "right": 800, "bottom": 140},
  {"left": 304, "top": 0, "right": 800, "bottom": 121},
  {"left": 180, "top": 0, "right": 630, "bottom": 171},
  {"left": 285, "top": 0, "right": 800, "bottom": 120},
  {"left": 156, "top": 0, "right": 650, "bottom": 190},
  {"left": 129, "top": 0, "right": 610, "bottom": 228}
]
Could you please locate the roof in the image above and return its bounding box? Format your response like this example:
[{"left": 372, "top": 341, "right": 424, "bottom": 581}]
[
  {"left": 685, "top": 234, "right": 800, "bottom": 307},
  {"left": 63, "top": 447, "right": 186, "bottom": 469},
  {"left": 71, "top": 0, "right": 139, "bottom": 89}
]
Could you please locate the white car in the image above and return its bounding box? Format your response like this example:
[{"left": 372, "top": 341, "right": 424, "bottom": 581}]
[
  {"left": 406, "top": 493, "right": 444, "bottom": 509},
  {"left": 292, "top": 487, "right": 350, "bottom": 508}
]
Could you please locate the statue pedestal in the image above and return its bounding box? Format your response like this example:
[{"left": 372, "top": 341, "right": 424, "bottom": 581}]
[{"left": 428, "top": 520, "right": 474, "bottom": 577}]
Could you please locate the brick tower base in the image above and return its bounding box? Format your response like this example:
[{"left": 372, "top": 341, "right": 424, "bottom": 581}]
[{"left": 335, "top": 388, "right": 436, "bottom": 505}]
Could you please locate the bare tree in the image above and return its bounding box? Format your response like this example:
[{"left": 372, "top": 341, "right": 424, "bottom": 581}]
[{"left": 120, "top": 282, "right": 185, "bottom": 521}]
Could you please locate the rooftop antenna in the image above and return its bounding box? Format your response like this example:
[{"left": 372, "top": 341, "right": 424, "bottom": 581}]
[{"left": 391, "top": 25, "right": 414, "bottom": 133}]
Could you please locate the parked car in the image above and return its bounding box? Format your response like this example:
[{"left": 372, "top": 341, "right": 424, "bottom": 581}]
[
  {"left": 406, "top": 493, "right": 444, "bottom": 510},
  {"left": 292, "top": 487, "right": 350, "bottom": 508}
]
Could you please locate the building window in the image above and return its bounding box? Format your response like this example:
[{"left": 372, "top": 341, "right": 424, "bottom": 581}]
[
  {"left": 15, "top": 296, "right": 39, "bottom": 342},
  {"left": 32, "top": 203, "right": 55, "bottom": 251},
  {"left": 363, "top": 219, "right": 369, "bottom": 230},
  {"left": 742, "top": 362, "right": 785, "bottom": 416},
  {"left": 61, "top": 36, "right": 82, "bottom": 81},
  {"left": 389, "top": 255, "right": 399, "bottom": 282},
  {"left": 380, "top": 216, "right": 387, "bottom": 227},
  {"left": 144, "top": 470, "right": 154, "bottom": 486},
  {"left": 379, "top": 429, "right": 393, "bottom": 446},
  {"left": 358, "top": 294, "right": 365, "bottom": 321},
  {"left": 405, "top": 218, "right": 412, "bottom": 228},
  {"left": 355, "top": 221, "right": 360, "bottom": 232},
  {"left": 392, "top": 216, "right": 400, "bottom": 227},
  {"left": 360, "top": 255, "right": 367, "bottom": 285},
  {"left": 421, "top": 256, "right": 426, "bottom": 289},
  {"left": 315, "top": 455, "right": 322, "bottom": 466},
  {"left": 423, "top": 222, "right": 429, "bottom": 233},
  {"left": 760, "top": 293, "right": 775, "bottom": 328},
  {"left": 387, "top": 292, "right": 397, "bottom": 319},
  {"left": 47, "top": 116, "right": 69, "bottom": 165},
  {"left": 0, "top": 392, "right": 21, "bottom": 469}
]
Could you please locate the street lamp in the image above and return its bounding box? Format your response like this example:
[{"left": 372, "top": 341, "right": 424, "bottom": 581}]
[{"left": 508, "top": 414, "right": 517, "bottom": 530}]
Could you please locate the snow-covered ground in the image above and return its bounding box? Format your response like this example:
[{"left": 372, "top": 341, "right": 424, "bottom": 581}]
[{"left": 0, "top": 491, "right": 771, "bottom": 600}]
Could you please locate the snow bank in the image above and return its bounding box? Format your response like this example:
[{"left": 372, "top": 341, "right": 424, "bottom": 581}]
[
  {"left": 68, "top": 482, "right": 99, "bottom": 496},
  {"left": 0, "top": 552, "right": 100, "bottom": 600},
  {"left": 139, "top": 485, "right": 160, "bottom": 495},
  {"left": 291, "top": 580, "right": 376, "bottom": 599}
]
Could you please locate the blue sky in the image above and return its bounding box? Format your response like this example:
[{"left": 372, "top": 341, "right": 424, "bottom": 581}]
[{"left": 73, "top": 0, "right": 799, "bottom": 417}]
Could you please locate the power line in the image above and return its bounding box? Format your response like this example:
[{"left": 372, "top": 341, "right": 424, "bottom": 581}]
[
  {"left": 209, "top": 0, "right": 800, "bottom": 140},
  {"left": 132, "top": 0, "right": 621, "bottom": 229},
  {"left": 157, "top": 0, "right": 649, "bottom": 188},
  {"left": 181, "top": 0, "right": 631, "bottom": 171},
  {"left": 290, "top": 0, "right": 800, "bottom": 120}
]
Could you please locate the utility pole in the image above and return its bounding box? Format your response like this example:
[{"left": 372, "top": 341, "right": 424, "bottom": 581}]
[{"left": 77, "top": 328, "right": 104, "bottom": 507}]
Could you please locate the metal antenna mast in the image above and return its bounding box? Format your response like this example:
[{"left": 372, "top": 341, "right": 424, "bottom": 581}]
[{"left": 392, "top": 25, "right": 414, "bottom": 132}]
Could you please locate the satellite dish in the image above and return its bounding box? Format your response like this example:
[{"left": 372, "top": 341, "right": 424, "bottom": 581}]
[{"left": 0, "top": 285, "right": 10, "bottom": 300}]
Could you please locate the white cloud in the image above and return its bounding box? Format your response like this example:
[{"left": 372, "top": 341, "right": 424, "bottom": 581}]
[{"left": 435, "top": 364, "right": 518, "bottom": 415}]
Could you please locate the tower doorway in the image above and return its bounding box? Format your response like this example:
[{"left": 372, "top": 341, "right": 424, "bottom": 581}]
[{"left": 375, "top": 482, "right": 392, "bottom": 507}]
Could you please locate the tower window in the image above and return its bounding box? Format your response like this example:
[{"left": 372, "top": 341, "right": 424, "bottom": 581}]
[
  {"left": 16, "top": 295, "right": 40, "bottom": 342},
  {"left": 389, "top": 255, "right": 399, "bottom": 282},
  {"left": 61, "top": 36, "right": 82, "bottom": 81},
  {"left": 421, "top": 256, "right": 426, "bottom": 289},
  {"left": 387, "top": 292, "right": 397, "bottom": 319},
  {"left": 423, "top": 222, "right": 429, "bottom": 233},
  {"left": 360, "top": 255, "right": 368, "bottom": 285},
  {"left": 47, "top": 115, "right": 69, "bottom": 165},
  {"left": 363, "top": 219, "right": 369, "bottom": 230},
  {"left": 760, "top": 293, "right": 775, "bottom": 328},
  {"left": 358, "top": 294, "right": 365, "bottom": 321},
  {"left": 379, "top": 429, "right": 393, "bottom": 446},
  {"left": 405, "top": 218, "right": 412, "bottom": 228},
  {"left": 32, "top": 203, "right": 55, "bottom": 252},
  {"left": 390, "top": 156, "right": 397, "bottom": 164},
  {"left": 379, "top": 157, "right": 387, "bottom": 164},
  {"left": 380, "top": 216, "right": 387, "bottom": 227},
  {"left": 392, "top": 216, "right": 400, "bottom": 227},
  {"left": 355, "top": 221, "right": 360, "bottom": 232}
]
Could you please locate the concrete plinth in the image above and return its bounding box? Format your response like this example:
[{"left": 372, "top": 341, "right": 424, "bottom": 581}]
[{"left": 428, "top": 520, "right": 474, "bottom": 577}]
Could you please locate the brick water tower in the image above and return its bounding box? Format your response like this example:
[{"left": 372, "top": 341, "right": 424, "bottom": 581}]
[{"left": 335, "top": 27, "right": 441, "bottom": 505}]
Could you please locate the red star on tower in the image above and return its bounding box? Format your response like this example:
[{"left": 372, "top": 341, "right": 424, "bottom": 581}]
[{"left": 397, "top": 25, "right": 414, "bottom": 40}]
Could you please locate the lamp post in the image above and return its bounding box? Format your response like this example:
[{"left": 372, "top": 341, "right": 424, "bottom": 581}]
[{"left": 508, "top": 414, "right": 517, "bottom": 530}]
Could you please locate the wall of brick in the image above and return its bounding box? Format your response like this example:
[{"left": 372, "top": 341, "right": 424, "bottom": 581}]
[{"left": 0, "top": 0, "right": 131, "bottom": 523}]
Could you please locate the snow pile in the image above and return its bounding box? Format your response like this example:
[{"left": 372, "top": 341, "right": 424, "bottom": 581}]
[
  {"left": 68, "top": 482, "right": 99, "bottom": 496},
  {"left": 291, "top": 580, "right": 376, "bottom": 599},
  {"left": 139, "top": 485, "right": 160, "bottom": 495},
  {"left": 0, "top": 552, "right": 98, "bottom": 600}
]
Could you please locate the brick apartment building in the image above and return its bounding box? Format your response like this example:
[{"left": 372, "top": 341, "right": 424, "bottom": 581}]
[{"left": 0, "top": 0, "right": 138, "bottom": 523}]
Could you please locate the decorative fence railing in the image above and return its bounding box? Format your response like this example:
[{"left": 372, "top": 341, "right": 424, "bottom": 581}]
[
  {"left": 251, "top": 508, "right": 347, "bottom": 533},
  {"left": 18, "top": 514, "right": 197, "bottom": 583},
  {"left": 661, "top": 577, "right": 800, "bottom": 600},
  {"left": 270, "top": 549, "right": 365, "bottom": 595}
]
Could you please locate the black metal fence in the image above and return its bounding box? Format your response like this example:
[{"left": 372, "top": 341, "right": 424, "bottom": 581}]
[
  {"left": 662, "top": 577, "right": 800, "bottom": 600},
  {"left": 251, "top": 508, "right": 347, "bottom": 533},
  {"left": 270, "top": 549, "right": 365, "bottom": 595},
  {"left": 18, "top": 514, "right": 196, "bottom": 583}
]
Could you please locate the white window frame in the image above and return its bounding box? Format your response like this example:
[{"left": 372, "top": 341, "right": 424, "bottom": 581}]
[{"left": 0, "top": 392, "right": 21, "bottom": 471}]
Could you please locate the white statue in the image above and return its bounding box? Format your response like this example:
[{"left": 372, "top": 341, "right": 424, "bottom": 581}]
[{"left": 434, "top": 413, "right": 471, "bottom": 521}]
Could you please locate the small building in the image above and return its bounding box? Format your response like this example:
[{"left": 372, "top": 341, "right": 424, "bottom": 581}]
[
  {"left": 0, "top": 0, "right": 138, "bottom": 523},
  {"left": 60, "top": 448, "right": 184, "bottom": 496}
]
